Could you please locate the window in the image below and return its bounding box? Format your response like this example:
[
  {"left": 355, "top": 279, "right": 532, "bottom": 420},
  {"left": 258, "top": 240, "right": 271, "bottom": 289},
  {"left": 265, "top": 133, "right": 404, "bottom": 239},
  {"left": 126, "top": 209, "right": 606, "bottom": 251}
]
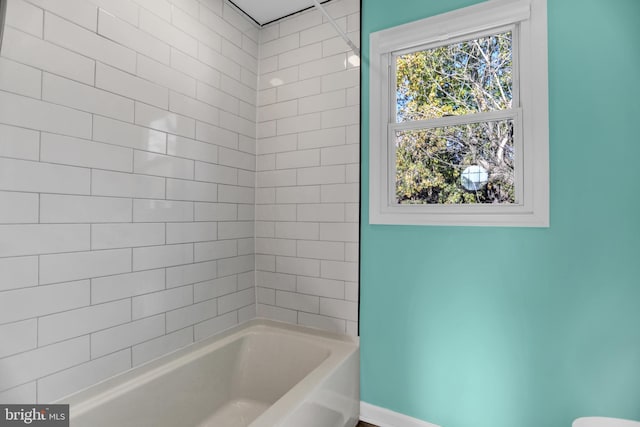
[{"left": 369, "top": 0, "right": 549, "bottom": 226}]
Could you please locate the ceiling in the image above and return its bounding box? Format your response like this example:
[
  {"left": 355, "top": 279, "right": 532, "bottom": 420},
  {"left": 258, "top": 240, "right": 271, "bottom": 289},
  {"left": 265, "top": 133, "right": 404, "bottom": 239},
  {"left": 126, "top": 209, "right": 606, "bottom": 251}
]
[{"left": 229, "top": 0, "right": 327, "bottom": 26}]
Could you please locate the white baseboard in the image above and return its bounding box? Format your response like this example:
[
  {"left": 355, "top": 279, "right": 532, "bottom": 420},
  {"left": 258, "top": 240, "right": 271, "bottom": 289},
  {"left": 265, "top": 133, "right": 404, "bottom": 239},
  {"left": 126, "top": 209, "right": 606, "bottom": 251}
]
[{"left": 360, "top": 402, "right": 441, "bottom": 427}]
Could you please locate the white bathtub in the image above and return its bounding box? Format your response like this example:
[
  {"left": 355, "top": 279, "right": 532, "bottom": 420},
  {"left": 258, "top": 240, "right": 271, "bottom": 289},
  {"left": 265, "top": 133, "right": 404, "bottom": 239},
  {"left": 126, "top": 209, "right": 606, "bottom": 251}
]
[{"left": 60, "top": 319, "right": 359, "bottom": 427}]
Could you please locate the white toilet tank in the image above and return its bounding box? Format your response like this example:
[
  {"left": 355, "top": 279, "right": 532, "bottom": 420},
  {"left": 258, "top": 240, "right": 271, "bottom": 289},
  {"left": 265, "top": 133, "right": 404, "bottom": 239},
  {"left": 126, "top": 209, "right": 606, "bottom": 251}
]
[{"left": 573, "top": 417, "right": 640, "bottom": 427}]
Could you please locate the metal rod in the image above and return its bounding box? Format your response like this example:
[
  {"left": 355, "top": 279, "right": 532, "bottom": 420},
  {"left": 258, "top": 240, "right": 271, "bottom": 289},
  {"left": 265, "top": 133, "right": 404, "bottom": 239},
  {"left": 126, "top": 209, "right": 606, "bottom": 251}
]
[{"left": 310, "top": 0, "right": 360, "bottom": 56}]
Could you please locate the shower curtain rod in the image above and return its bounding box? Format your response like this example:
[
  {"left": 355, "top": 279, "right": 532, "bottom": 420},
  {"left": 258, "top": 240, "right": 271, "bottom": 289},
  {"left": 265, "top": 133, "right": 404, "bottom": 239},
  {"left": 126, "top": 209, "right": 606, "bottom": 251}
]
[{"left": 310, "top": 0, "right": 360, "bottom": 57}]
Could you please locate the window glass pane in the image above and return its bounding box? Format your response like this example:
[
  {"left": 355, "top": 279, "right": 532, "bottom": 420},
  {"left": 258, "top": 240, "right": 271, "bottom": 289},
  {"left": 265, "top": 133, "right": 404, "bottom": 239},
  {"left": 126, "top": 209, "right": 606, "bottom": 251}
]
[
  {"left": 395, "top": 120, "right": 515, "bottom": 205},
  {"left": 396, "top": 31, "right": 513, "bottom": 123}
]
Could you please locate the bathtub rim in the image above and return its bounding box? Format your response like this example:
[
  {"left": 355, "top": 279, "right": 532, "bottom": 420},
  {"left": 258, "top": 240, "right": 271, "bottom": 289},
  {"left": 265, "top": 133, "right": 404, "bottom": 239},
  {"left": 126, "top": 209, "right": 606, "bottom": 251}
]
[{"left": 58, "top": 318, "right": 359, "bottom": 424}]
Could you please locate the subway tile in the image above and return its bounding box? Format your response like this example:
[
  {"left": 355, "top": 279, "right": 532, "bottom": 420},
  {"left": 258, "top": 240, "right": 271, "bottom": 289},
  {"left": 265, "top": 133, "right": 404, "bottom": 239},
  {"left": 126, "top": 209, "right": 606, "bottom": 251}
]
[
  {"left": 297, "top": 165, "right": 345, "bottom": 185},
  {"left": 257, "top": 121, "right": 276, "bottom": 139},
  {"left": 132, "top": 286, "right": 193, "bottom": 320},
  {"left": 195, "top": 121, "right": 238, "bottom": 149},
  {"left": 255, "top": 238, "right": 296, "bottom": 257},
  {"left": 276, "top": 150, "right": 320, "bottom": 170},
  {"left": 346, "top": 164, "right": 359, "bottom": 184},
  {"left": 218, "top": 76, "right": 256, "bottom": 107},
  {"left": 256, "top": 304, "right": 297, "bottom": 324},
  {"left": 276, "top": 78, "right": 322, "bottom": 103},
  {"left": 0, "top": 57, "right": 41, "bottom": 99},
  {"left": 98, "top": 9, "right": 170, "bottom": 65},
  {"left": 218, "top": 147, "right": 255, "bottom": 171},
  {"left": 90, "top": 0, "right": 139, "bottom": 26},
  {"left": 0, "top": 192, "right": 38, "bottom": 224},
  {"left": 91, "top": 169, "right": 165, "bottom": 199},
  {"left": 260, "top": 33, "right": 299, "bottom": 59},
  {"left": 171, "top": 7, "right": 221, "bottom": 52},
  {"left": 44, "top": 12, "right": 136, "bottom": 73},
  {"left": 259, "top": 55, "right": 278, "bottom": 75},
  {"left": 139, "top": 9, "right": 197, "bottom": 57},
  {"left": 299, "top": 90, "right": 346, "bottom": 115},
  {"left": 0, "top": 256, "right": 38, "bottom": 292},
  {"left": 256, "top": 170, "right": 296, "bottom": 188},
  {"left": 278, "top": 43, "right": 322, "bottom": 69},
  {"left": 320, "top": 260, "right": 358, "bottom": 282},
  {"left": 91, "top": 269, "right": 165, "bottom": 304},
  {"left": 276, "top": 256, "right": 320, "bottom": 277},
  {"left": 299, "top": 18, "right": 347, "bottom": 46},
  {"left": 133, "top": 199, "right": 194, "bottom": 223},
  {"left": 171, "top": 48, "right": 221, "bottom": 88},
  {"left": 137, "top": 55, "right": 196, "bottom": 98},
  {"left": 167, "top": 299, "right": 218, "bottom": 332},
  {"left": 256, "top": 254, "right": 275, "bottom": 272},
  {"left": 39, "top": 249, "right": 132, "bottom": 285},
  {"left": 97, "top": 63, "right": 168, "bottom": 109},
  {"left": 167, "top": 179, "right": 217, "bottom": 202},
  {"left": 223, "top": 3, "right": 255, "bottom": 38},
  {"left": 255, "top": 271, "right": 296, "bottom": 292},
  {"left": 167, "top": 135, "right": 217, "bottom": 163},
  {"left": 321, "top": 183, "right": 359, "bottom": 203},
  {"left": 319, "top": 222, "right": 358, "bottom": 242},
  {"left": 297, "top": 276, "right": 345, "bottom": 299},
  {"left": 134, "top": 151, "right": 194, "bottom": 180},
  {"left": 275, "top": 186, "right": 320, "bottom": 204},
  {"left": 217, "top": 254, "right": 254, "bottom": 277},
  {"left": 0, "top": 383, "right": 35, "bottom": 404},
  {"left": 258, "top": 88, "right": 276, "bottom": 107},
  {"left": 298, "top": 312, "right": 345, "bottom": 334},
  {"left": 2, "top": 27, "right": 94, "bottom": 86},
  {"left": 321, "top": 144, "right": 359, "bottom": 165},
  {"left": 91, "top": 315, "right": 165, "bottom": 358},
  {"left": 256, "top": 134, "right": 297, "bottom": 155},
  {"left": 170, "top": 92, "right": 219, "bottom": 127},
  {"left": 0, "top": 90, "right": 92, "bottom": 140},
  {"left": 93, "top": 116, "right": 167, "bottom": 154},
  {"left": 132, "top": 328, "right": 193, "bottom": 366},
  {"left": 279, "top": 9, "right": 322, "bottom": 37},
  {"left": 40, "top": 194, "right": 132, "bottom": 223},
  {"left": 135, "top": 102, "right": 195, "bottom": 138},
  {"left": 199, "top": 5, "right": 242, "bottom": 48},
  {"left": 297, "top": 240, "right": 345, "bottom": 261},
  {"left": 298, "top": 127, "right": 345, "bottom": 150},
  {"left": 134, "top": 0, "right": 171, "bottom": 21},
  {"left": 133, "top": 243, "right": 194, "bottom": 270},
  {"left": 321, "top": 68, "right": 359, "bottom": 92},
  {"left": 258, "top": 66, "right": 298, "bottom": 91},
  {"left": 217, "top": 185, "right": 254, "bottom": 204},
  {"left": 346, "top": 85, "right": 359, "bottom": 105},
  {"left": 218, "top": 221, "right": 254, "bottom": 239},
  {"left": 6, "top": 0, "right": 43, "bottom": 37},
  {"left": 0, "top": 280, "right": 89, "bottom": 325},
  {"left": 219, "top": 110, "right": 256, "bottom": 139},
  {"left": 41, "top": 133, "right": 133, "bottom": 173},
  {"left": 257, "top": 287, "right": 275, "bottom": 305},
  {"left": 196, "top": 81, "right": 239, "bottom": 115},
  {"left": 91, "top": 223, "right": 165, "bottom": 250},
  {"left": 255, "top": 188, "right": 275, "bottom": 204},
  {"left": 38, "top": 300, "right": 131, "bottom": 346},
  {"left": 0, "top": 320, "right": 37, "bottom": 359},
  {"left": 276, "top": 290, "right": 319, "bottom": 313},
  {"left": 237, "top": 271, "right": 255, "bottom": 291},
  {"left": 238, "top": 304, "right": 255, "bottom": 323},
  {"left": 258, "top": 100, "right": 297, "bottom": 123},
  {"left": 255, "top": 204, "right": 296, "bottom": 222},
  {"left": 277, "top": 112, "right": 321, "bottom": 135},
  {"left": 194, "top": 162, "right": 237, "bottom": 185},
  {"left": 194, "top": 276, "right": 237, "bottom": 303},
  {"left": 43, "top": 73, "right": 134, "bottom": 122},
  {"left": 0, "top": 336, "right": 90, "bottom": 392},
  {"left": 275, "top": 222, "right": 319, "bottom": 240},
  {"left": 320, "top": 298, "right": 358, "bottom": 321},
  {"left": 322, "top": 31, "right": 359, "bottom": 57},
  {"left": 237, "top": 170, "right": 255, "bottom": 188},
  {"left": 194, "top": 311, "right": 237, "bottom": 341},
  {"left": 322, "top": 105, "right": 359, "bottom": 128},
  {"left": 0, "top": 224, "right": 89, "bottom": 257},
  {"left": 194, "top": 203, "right": 237, "bottom": 222},
  {"left": 171, "top": 0, "right": 200, "bottom": 19},
  {"left": 0, "top": 124, "right": 39, "bottom": 161},
  {"left": 166, "top": 222, "right": 218, "bottom": 244},
  {"left": 218, "top": 288, "right": 254, "bottom": 314},
  {"left": 193, "top": 240, "right": 237, "bottom": 263},
  {"left": 166, "top": 260, "right": 217, "bottom": 289},
  {"left": 345, "top": 281, "right": 358, "bottom": 301},
  {"left": 345, "top": 242, "right": 359, "bottom": 262},
  {"left": 38, "top": 349, "right": 130, "bottom": 403},
  {"left": 26, "top": 0, "right": 98, "bottom": 31}
]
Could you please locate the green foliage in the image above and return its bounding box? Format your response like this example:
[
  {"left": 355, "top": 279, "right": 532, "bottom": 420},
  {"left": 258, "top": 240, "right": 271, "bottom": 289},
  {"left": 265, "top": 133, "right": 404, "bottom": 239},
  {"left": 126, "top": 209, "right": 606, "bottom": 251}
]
[{"left": 395, "top": 31, "right": 516, "bottom": 204}]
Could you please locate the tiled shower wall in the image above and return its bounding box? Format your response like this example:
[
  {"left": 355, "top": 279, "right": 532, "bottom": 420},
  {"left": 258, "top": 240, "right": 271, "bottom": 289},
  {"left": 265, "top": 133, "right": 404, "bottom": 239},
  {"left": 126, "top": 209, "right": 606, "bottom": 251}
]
[
  {"left": 255, "top": 0, "right": 360, "bottom": 335},
  {"left": 0, "top": 0, "right": 258, "bottom": 403}
]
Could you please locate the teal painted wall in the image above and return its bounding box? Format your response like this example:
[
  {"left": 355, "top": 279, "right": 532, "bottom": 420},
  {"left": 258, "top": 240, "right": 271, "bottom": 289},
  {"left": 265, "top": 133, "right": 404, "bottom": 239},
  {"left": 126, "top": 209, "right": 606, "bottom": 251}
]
[{"left": 360, "top": 1, "right": 640, "bottom": 426}]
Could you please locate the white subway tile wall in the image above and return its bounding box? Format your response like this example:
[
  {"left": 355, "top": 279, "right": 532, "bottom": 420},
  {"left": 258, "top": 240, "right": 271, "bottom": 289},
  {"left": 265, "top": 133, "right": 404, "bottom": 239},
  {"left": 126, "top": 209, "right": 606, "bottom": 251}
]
[
  {"left": 0, "top": 0, "right": 360, "bottom": 403},
  {"left": 0, "top": 0, "right": 257, "bottom": 402},
  {"left": 255, "top": 0, "right": 360, "bottom": 336}
]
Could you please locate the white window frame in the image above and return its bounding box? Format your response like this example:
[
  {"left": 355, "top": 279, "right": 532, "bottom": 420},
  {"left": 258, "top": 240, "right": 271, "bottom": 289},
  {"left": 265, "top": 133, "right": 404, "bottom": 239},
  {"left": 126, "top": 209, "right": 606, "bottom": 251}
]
[{"left": 369, "top": 0, "right": 549, "bottom": 227}]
